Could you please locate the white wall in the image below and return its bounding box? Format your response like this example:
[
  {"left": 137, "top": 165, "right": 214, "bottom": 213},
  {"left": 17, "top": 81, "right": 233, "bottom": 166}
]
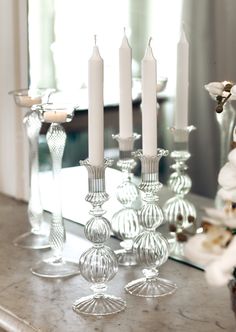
[{"left": 0, "top": 0, "right": 29, "bottom": 200}]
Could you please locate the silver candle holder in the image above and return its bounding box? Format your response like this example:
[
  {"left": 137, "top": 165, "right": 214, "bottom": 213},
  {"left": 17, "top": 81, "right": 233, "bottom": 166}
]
[
  {"left": 111, "top": 133, "right": 141, "bottom": 266},
  {"left": 163, "top": 126, "right": 196, "bottom": 256},
  {"left": 73, "top": 159, "right": 126, "bottom": 316},
  {"left": 125, "top": 150, "right": 177, "bottom": 297}
]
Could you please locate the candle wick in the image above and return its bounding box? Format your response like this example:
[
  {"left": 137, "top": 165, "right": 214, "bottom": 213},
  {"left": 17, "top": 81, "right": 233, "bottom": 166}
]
[
  {"left": 148, "top": 37, "right": 152, "bottom": 46},
  {"left": 123, "top": 27, "right": 126, "bottom": 35},
  {"left": 94, "top": 35, "right": 97, "bottom": 46}
]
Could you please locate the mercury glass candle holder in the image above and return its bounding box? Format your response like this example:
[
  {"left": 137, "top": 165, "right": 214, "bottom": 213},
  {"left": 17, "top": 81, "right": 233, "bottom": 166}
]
[
  {"left": 125, "top": 150, "right": 177, "bottom": 297},
  {"left": 111, "top": 133, "right": 141, "bottom": 266},
  {"left": 73, "top": 159, "right": 126, "bottom": 316},
  {"left": 31, "top": 103, "right": 79, "bottom": 278},
  {"left": 8, "top": 88, "right": 53, "bottom": 249},
  {"left": 163, "top": 126, "right": 196, "bottom": 255}
]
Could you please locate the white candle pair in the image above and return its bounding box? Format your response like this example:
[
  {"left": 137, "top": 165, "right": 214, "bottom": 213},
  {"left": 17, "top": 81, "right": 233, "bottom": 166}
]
[
  {"left": 88, "top": 33, "right": 134, "bottom": 166},
  {"left": 88, "top": 34, "right": 157, "bottom": 166},
  {"left": 88, "top": 28, "right": 189, "bottom": 166}
]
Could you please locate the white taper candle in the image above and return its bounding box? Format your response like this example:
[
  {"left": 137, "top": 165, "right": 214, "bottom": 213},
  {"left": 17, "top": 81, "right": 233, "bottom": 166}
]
[
  {"left": 88, "top": 37, "right": 104, "bottom": 166},
  {"left": 141, "top": 38, "right": 157, "bottom": 156},
  {"left": 175, "top": 27, "right": 189, "bottom": 129},
  {"left": 119, "top": 30, "right": 133, "bottom": 138}
]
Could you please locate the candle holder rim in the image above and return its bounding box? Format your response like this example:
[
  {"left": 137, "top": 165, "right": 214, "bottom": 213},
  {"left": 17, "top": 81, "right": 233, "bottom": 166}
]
[
  {"left": 8, "top": 87, "right": 50, "bottom": 96},
  {"left": 112, "top": 133, "right": 141, "bottom": 141},
  {"left": 132, "top": 148, "right": 169, "bottom": 158},
  {"left": 168, "top": 125, "right": 196, "bottom": 133},
  {"left": 80, "top": 158, "right": 114, "bottom": 168}
]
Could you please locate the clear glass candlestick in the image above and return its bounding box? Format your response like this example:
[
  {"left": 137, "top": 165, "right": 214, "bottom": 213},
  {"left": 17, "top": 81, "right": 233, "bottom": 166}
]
[
  {"left": 111, "top": 133, "right": 141, "bottom": 266},
  {"left": 125, "top": 150, "right": 177, "bottom": 297},
  {"left": 31, "top": 103, "right": 79, "bottom": 278},
  {"left": 73, "top": 159, "right": 126, "bottom": 316},
  {"left": 9, "top": 88, "right": 52, "bottom": 249},
  {"left": 163, "top": 126, "right": 196, "bottom": 230}
]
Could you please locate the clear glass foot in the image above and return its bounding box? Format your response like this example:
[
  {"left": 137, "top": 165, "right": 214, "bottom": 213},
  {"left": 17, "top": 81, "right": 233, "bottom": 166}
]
[
  {"left": 31, "top": 257, "right": 79, "bottom": 278},
  {"left": 168, "top": 237, "right": 185, "bottom": 257},
  {"left": 13, "top": 231, "right": 49, "bottom": 249},
  {"left": 125, "top": 276, "right": 177, "bottom": 297},
  {"left": 115, "top": 248, "right": 139, "bottom": 266},
  {"left": 72, "top": 294, "right": 126, "bottom": 316}
]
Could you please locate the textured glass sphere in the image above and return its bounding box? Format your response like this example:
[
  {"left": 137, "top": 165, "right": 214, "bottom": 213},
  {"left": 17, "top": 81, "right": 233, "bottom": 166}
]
[
  {"left": 111, "top": 208, "right": 140, "bottom": 240},
  {"left": 163, "top": 196, "right": 196, "bottom": 228},
  {"left": 116, "top": 181, "right": 139, "bottom": 206},
  {"left": 168, "top": 172, "right": 192, "bottom": 195},
  {"left": 133, "top": 231, "right": 169, "bottom": 267},
  {"left": 139, "top": 202, "right": 164, "bottom": 229},
  {"left": 79, "top": 245, "right": 118, "bottom": 283},
  {"left": 84, "top": 216, "right": 111, "bottom": 243}
]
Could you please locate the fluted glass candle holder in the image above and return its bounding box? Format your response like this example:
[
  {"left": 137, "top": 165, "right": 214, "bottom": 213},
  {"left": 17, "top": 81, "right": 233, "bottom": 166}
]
[
  {"left": 111, "top": 133, "right": 141, "bottom": 266},
  {"left": 31, "top": 103, "right": 79, "bottom": 278},
  {"left": 73, "top": 159, "right": 126, "bottom": 316},
  {"left": 163, "top": 126, "right": 196, "bottom": 256},
  {"left": 9, "top": 88, "right": 52, "bottom": 249},
  {"left": 125, "top": 150, "right": 177, "bottom": 297}
]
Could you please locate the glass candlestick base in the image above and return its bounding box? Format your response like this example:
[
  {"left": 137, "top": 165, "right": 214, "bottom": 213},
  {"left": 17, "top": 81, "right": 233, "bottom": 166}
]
[
  {"left": 124, "top": 150, "right": 177, "bottom": 297},
  {"left": 111, "top": 134, "right": 141, "bottom": 266},
  {"left": 31, "top": 103, "right": 79, "bottom": 278},
  {"left": 13, "top": 231, "right": 49, "bottom": 249},
  {"left": 72, "top": 159, "right": 126, "bottom": 316},
  {"left": 31, "top": 257, "right": 79, "bottom": 278}
]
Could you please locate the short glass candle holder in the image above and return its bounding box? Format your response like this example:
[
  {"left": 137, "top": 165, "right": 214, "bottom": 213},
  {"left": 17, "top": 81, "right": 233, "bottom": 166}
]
[
  {"left": 163, "top": 126, "right": 197, "bottom": 256},
  {"left": 31, "top": 103, "right": 79, "bottom": 278},
  {"left": 125, "top": 150, "right": 177, "bottom": 297},
  {"left": 8, "top": 88, "right": 53, "bottom": 249},
  {"left": 72, "top": 159, "right": 126, "bottom": 316},
  {"left": 111, "top": 133, "right": 141, "bottom": 266}
]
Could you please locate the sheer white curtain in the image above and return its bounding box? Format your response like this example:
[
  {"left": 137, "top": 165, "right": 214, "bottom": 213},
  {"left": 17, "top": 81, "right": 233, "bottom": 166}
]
[{"left": 0, "top": 0, "right": 29, "bottom": 200}]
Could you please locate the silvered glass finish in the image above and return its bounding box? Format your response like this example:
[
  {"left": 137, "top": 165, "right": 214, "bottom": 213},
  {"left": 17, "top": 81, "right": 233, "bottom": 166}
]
[
  {"left": 72, "top": 159, "right": 126, "bottom": 316},
  {"left": 125, "top": 150, "right": 177, "bottom": 297}
]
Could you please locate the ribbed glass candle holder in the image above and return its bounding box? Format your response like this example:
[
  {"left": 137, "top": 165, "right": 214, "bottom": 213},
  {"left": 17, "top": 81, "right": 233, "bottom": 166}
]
[
  {"left": 125, "top": 150, "right": 177, "bottom": 297},
  {"left": 72, "top": 159, "right": 126, "bottom": 316}
]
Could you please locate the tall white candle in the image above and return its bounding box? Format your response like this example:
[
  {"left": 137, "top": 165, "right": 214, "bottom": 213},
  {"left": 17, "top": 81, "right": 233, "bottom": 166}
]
[
  {"left": 88, "top": 38, "right": 104, "bottom": 166},
  {"left": 142, "top": 39, "right": 157, "bottom": 156},
  {"left": 175, "top": 28, "right": 189, "bottom": 129},
  {"left": 119, "top": 31, "right": 133, "bottom": 139}
]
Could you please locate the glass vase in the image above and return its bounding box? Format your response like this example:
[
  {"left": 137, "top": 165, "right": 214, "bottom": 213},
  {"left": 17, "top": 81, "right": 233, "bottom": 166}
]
[
  {"left": 72, "top": 159, "right": 126, "bottom": 316},
  {"left": 125, "top": 150, "right": 177, "bottom": 297},
  {"left": 215, "top": 100, "right": 236, "bottom": 208},
  {"left": 111, "top": 133, "right": 141, "bottom": 266},
  {"left": 163, "top": 126, "right": 196, "bottom": 256},
  {"left": 31, "top": 103, "right": 79, "bottom": 278},
  {"left": 8, "top": 88, "right": 52, "bottom": 249}
]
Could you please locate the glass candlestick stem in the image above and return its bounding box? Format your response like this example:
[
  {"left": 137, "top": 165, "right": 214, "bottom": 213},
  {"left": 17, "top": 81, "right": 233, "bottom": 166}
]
[
  {"left": 31, "top": 103, "right": 79, "bottom": 278},
  {"left": 163, "top": 126, "right": 196, "bottom": 255},
  {"left": 9, "top": 89, "right": 51, "bottom": 249},
  {"left": 111, "top": 133, "right": 141, "bottom": 266}
]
